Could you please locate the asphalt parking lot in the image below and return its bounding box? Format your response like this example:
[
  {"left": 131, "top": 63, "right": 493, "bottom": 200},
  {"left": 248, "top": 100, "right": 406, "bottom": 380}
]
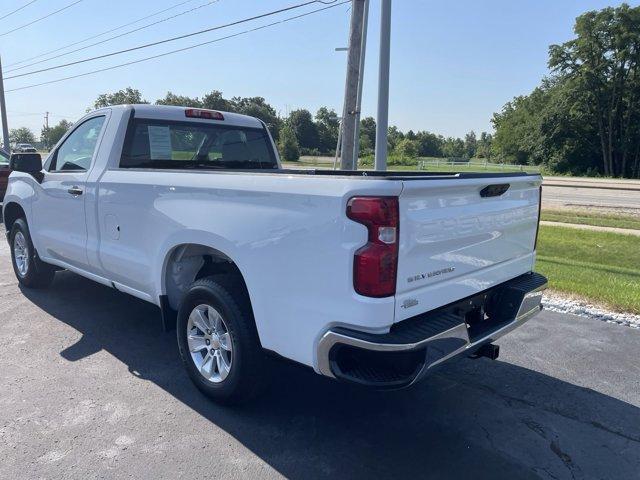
[{"left": 0, "top": 225, "right": 639, "bottom": 479}]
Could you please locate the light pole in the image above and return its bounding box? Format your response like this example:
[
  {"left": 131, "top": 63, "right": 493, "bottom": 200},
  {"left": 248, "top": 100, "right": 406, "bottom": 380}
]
[
  {"left": 352, "top": 0, "right": 370, "bottom": 167},
  {"left": 374, "top": 0, "right": 392, "bottom": 171},
  {"left": 0, "top": 56, "right": 10, "bottom": 153}
]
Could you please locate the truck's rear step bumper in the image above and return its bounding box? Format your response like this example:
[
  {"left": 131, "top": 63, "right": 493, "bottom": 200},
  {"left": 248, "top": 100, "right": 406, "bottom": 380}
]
[{"left": 317, "top": 272, "right": 547, "bottom": 388}]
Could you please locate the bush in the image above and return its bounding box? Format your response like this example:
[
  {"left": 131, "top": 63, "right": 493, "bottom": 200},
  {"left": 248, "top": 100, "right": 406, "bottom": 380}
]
[
  {"left": 395, "top": 139, "right": 420, "bottom": 159},
  {"left": 279, "top": 125, "right": 300, "bottom": 161},
  {"left": 300, "top": 147, "right": 322, "bottom": 156},
  {"left": 388, "top": 155, "right": 419, "bottom": 166},
  {"left": 359, "top": 155, "right": 373, "bottom": 166},
  {"left": 357, "top": 154, "right": 420, "bottom": 168}
]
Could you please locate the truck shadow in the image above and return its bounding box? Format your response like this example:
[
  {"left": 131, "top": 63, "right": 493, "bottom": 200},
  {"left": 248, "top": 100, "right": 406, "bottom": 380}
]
[{"left": 20, "top": 271, "right": 640, "bottom": 480}]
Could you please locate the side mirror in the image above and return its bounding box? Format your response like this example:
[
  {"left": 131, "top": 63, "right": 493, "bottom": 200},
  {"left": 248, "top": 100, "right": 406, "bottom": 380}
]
[{"left": 10, "top": 152, "right": 42, "bottom": 176}]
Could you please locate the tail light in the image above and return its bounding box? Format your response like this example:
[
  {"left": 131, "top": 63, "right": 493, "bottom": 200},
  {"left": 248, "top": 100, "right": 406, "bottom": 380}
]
[
  {"left": 347, "top": 196, "right": 399, "bottom": 297},
  {"left": 185, "top": 108, "right": 224, "bottom": 120}
]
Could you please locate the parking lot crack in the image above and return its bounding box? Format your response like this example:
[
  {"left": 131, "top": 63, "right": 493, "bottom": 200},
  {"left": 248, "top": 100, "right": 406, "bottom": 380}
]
[
  {"left": 534, "top": 466, "right": 561, "bottom": 480},
  {"left": 467, "top": 381, "right": 640, "bottom": 444},
  {"left": 550, "top": 439, "right": 579, "bottom": 480},
  {"left": 522, "top": 418, "right": 548, "bottom": 439}
]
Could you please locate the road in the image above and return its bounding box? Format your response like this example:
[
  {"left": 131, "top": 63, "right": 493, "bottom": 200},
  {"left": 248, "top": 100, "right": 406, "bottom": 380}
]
[
  {"left": 539, "top": 176, "right": 640, "bottom": 211},
  {"left": 542, "top": 184, "right": 640, "bottom": 211},
  {"left": 293, "top": 163, "right": 640, "bottom": 211},
  {"left": 0, "top": 227, "right": 639, "bottom": 479}
]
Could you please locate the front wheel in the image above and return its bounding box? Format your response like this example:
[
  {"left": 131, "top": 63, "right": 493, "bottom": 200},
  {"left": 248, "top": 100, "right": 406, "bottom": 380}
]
[
  {"left": 9, "top": 218, "right": 56, "bottom": 289},
  {"left": 176, "top": 276, "right": 268, "bottom": 404}
]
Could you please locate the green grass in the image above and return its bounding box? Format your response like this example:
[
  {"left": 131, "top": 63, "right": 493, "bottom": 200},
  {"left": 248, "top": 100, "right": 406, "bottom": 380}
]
[
  {"left": 541, "top": 209, "right": 640, "bottom": 230},
  {"left": 536, "top": 225, "right": 640, "bottom": 314},
  {"left": 383, "top": 164, "right": 540, "bottom": 174},
  {"left": 285, "top": 158, "right": 541, "bottom": 174}
]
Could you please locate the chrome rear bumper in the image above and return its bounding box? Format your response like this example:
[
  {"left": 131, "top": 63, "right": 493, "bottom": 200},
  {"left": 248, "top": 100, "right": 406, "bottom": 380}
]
[{"left": 317, "top": 272, "right": 547, "bottom": 388}]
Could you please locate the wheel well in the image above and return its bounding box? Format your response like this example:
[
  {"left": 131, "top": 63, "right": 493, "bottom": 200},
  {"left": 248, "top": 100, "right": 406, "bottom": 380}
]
[
  {"left": 163, "top": 244, "right": 251, "bottom": 312},
  {"left": 2, "top": 203, "right": 26, "bottom": 231}
]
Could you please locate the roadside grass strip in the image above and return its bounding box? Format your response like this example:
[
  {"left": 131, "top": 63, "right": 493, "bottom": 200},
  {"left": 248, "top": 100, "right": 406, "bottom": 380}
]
[
  {"left": 536, "top": 225, "right": 640, "bottom": 315},
  {"left": 541, "top": 209, "right": 640, "bottom": 230}
]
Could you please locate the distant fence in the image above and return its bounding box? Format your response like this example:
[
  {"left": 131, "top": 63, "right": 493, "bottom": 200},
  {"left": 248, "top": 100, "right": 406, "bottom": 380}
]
[{"left": 417, "top": 159, "right": 540, "bottom": 172}]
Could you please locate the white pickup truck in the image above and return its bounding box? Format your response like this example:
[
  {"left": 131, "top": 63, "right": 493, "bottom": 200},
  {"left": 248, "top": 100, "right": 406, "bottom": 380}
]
[{"left": 3, "top": 105, "right": 547, "bottom": 403}]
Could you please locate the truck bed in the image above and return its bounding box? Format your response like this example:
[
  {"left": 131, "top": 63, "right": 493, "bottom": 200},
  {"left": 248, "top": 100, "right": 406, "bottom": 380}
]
[
  {"left": 144, "top": 166, "right": 540, "bottom": 181},
  {"left": 278, "top": 169, "right": 540, "bottom": 180}
]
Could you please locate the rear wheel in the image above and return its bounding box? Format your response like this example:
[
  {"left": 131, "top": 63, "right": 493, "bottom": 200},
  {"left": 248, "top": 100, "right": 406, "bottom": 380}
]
[
  {"left": 9, "top": 218, "right": 56, "bottom": 288},
  {"left": 176, "top": 276, "right": 268, "bottom": 404}
]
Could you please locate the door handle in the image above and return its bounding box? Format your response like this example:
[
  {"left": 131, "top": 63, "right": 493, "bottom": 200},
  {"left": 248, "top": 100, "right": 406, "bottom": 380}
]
[{"left": 67, "top": 186, "right": 83, "bottom": 196}]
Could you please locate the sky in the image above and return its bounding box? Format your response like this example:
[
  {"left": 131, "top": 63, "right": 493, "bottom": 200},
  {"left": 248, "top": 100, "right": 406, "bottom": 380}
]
[{"left": 1, "top": 0, "right": 638, "bottom": 139}]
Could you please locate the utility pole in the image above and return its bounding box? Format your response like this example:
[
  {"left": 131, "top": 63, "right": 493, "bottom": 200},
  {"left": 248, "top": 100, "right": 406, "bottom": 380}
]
[
  {"left": 374, "top": 0, "right": 392, "bottom": 171},
  {"left": 339, "top": 0, "right": 366, "bottom": 170},
  {"left": 352, "top": 0, "right": 370, "bottom": 166},
  {"left": 0, "top": 56, "right": 10, "bottom": 153},
  {"left": 44, "top": 111, "right": 50, "bottom": 149}
]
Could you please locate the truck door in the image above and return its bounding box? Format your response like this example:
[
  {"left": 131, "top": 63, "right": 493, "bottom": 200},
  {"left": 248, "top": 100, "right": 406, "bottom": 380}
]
[{"left": 32, "top": 116, "right": 106, "bottom": 270}]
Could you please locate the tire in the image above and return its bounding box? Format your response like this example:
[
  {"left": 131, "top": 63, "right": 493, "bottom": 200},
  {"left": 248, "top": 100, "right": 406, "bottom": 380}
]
[
  {"left": 9, "top": 218, "right": 56, "bottom": 289},
  {"left": 176, "top": 275, "right": 268, "bottom": 404}
]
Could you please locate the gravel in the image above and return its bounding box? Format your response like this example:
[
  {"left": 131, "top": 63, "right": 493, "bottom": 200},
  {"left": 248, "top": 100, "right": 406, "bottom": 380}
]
[{"left": 543, "top": 292, "right": 640, "bottom": 329}]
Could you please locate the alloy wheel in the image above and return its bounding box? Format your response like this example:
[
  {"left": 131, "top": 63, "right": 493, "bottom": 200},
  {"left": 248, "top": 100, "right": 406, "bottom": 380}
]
[
  {"left": 13, "top": 232, "right": 29, "bottom": 277},
  {"left": 186, "top": 304, "right": 233, "bottom": 383}
]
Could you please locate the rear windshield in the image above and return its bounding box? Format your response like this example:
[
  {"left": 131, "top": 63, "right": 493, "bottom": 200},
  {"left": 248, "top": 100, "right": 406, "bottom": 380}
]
[{"left": 120, "top": 118, "right": 277, "bottom": 170}]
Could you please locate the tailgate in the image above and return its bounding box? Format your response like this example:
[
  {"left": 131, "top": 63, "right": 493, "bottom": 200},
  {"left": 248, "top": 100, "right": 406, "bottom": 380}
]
[{"left": 395, "top": 175, "right": 542, "bottom": 322}]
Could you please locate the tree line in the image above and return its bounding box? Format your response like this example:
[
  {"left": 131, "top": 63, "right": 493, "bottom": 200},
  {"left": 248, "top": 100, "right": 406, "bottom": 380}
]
[
  {"left": 93, "top": 87, "right": 494, "bottom": 162},
  {"left": 11, "top": 4, "right": 635, "bottom": 176},
  {"left": 492, "top": 3, "right": 640, "bottom": 178},
  {"left": 9, "top": 121, "right": 73, "bottom": 150},
  {"left": 9, "top": 86, "right": 492, "bottom": 163}
]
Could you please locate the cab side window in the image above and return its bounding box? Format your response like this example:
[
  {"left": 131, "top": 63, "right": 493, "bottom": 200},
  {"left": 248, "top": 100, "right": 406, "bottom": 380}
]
[{"left": 49, "top": 116, "right": 106, "bottom": 172}]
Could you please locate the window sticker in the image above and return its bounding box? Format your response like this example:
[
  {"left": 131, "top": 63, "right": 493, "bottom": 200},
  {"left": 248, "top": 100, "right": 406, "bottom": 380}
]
[{"left": 148, "top": 125, "right": 172, "bottom": 159}]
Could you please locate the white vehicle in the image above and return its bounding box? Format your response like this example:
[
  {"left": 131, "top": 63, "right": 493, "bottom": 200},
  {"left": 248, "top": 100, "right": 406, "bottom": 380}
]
[
  {"left": 14, "top": 143, "right": 37, "bottom": 153},
  {"left": 3, "top": 105, "right": 547, "bottom": 403}
]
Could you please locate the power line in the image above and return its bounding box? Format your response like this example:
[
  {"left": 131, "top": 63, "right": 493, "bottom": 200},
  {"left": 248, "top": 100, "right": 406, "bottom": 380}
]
[
  {"left": 5, "top": 0, "right": 197, "bottom": 68},
  {"left": 8, "top": 110, "right": 72, "bottom": 117},
  {"left": 0, "top": 0, "right": 85, "bottom": 37},
  {"left": 5, "top": 0, "right": 336, "bottom": 80},
  {"left": 6, "top": 1, "right": 349, "bottom": 93},
  {"left": 6, "top": 0, "right": 221, "bottom": 74},
  {"left": 0, "top": 0, "right": 40, "bottom": 21}
]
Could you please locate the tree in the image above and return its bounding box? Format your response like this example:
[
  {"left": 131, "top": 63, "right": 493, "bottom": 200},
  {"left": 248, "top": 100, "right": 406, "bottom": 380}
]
[
  {"left": 464, "top": 131, "right": 477, "bottom": 159},
  {"left": 489, "top": 4, "right": 640, "bottom": 177},
  {"left": 359, "top": 117, "right": 376, "bottom": 152},
  {"left": 387, "top": 126, "right": 404, "bottom": 151},
  {"left": 492, "top": 85, "right": 551, "bottom": 165},
  {"left": 9, "top": 127, "right": 36, "bottom": 145},
  {"left": 395, "top": 138, "right": 420, "bottom": 158},
  {"left": 315, "top": 107, "right": 339, "bottom": 153},
  {"left": 442, "top": 137, "right": 465, "bottom": 158},
  {"left": 548, "top": 4, "right": 640, "bottom": 177},
  {"left": 492, "top": 78, "right": 601, "bottom": 174},
  {"left": 477, "top": 132, "right": 493, "bottom": 159},
  {"left": 201, "top": 90, "right": 233, "bottom": 111},
  {"left": 278, "top": 124, "right": 299, "bottom": 161},
  {"left": 415, "top": 131, "right": 443, "bottom": 157},
  {"left": 41, "top": 120, "right": 73, "bottom": 149},
  {"left": 155, "top": 92, "right": 202, "bottom": 107},
  {"left": 93, "top": 87, "right": 148, "bottom": 109},
  {"left": 231, "top": 96, "right": 281, "bottom": 140},
  {"left": 286, "top": 109, "right": 319, "bottom": 150}
]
